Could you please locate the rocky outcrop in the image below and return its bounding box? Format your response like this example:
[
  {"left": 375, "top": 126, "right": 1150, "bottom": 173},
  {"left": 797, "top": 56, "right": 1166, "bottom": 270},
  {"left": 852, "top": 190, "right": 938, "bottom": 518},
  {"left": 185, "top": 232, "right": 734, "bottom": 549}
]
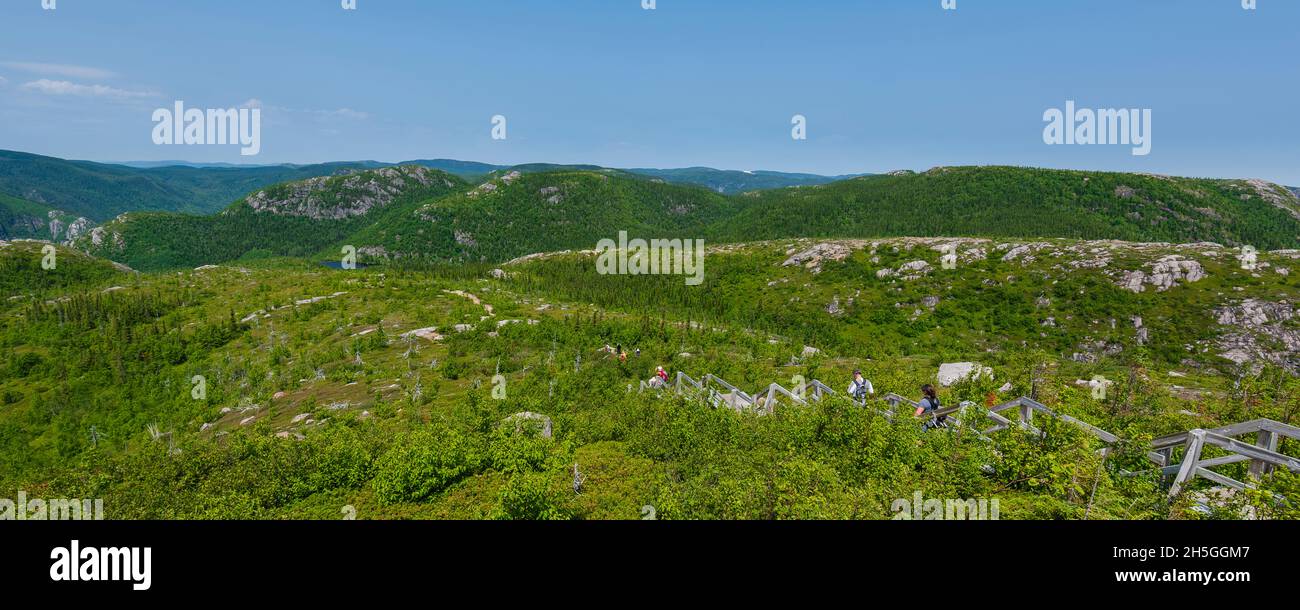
[
  {"left": 825, "top": 295, "right": 842, "bottom": 315},
  {"left": 59, "top": 216, "right": 93, "bottom": 245},
  {"left": 1214, "top": 300, "right": 1300, "bottom": 372},
  {"left": 896, "top": 260, "right": 931, "bottom": 280},
  {"left": 243, "top": 166, "right": 439, "bottom": 219},
  {"left": 467, "top": 171, "right": 522, "bottom": 199},
  {"left": 999, "top": 242, "right": 1053, "bottom": 264},
  {"left": 1118, "top": 255, "right": 1206, "bottom": 292},
  {"left": 782, "top": 242, "right": 852, "bottom": 274},
  {"left": 937, "top": 362, "right": 992, "bottom": 387},
  {"left": 503, "top": 411, "right": 553, "bottom": 439},
  {"left": 1242, "top": 179, "right": 1300, "bottom": 221},
  {"left": 87, "top": 225, "right": 126, "bottom": 252}
]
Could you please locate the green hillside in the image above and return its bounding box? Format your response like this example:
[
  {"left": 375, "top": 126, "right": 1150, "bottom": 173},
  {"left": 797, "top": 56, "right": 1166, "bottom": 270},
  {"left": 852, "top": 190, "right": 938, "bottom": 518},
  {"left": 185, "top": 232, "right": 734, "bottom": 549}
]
[
  {"left": 75, "top": 166, "right": 465, "bottom": 270},
  {"left": 0, "top": 192, "right": 72, "bottom": 241},
  {"left": 0, "top": 150, "right": 377, "bottom": 220},
  {"left": 0, "top": 240, "right": 129, "bottom": 298},
  {"left": 70, "top": 165, "right": 1300, "bottom": 273},
  {"left": 2, "top": 237, "right": 1296, "bottom": 519},
  {"left": 713, "top": 167, "right": 1300, "bottom": 250},
  {"left": 344, "top": 170, "right": 738, "bottom": 263}
]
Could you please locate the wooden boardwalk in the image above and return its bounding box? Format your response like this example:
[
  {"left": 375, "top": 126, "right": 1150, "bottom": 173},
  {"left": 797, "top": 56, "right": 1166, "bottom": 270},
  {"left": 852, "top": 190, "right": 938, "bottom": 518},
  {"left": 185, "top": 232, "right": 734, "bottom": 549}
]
[{"left": 647, "top": 371, "right": 1299, "bottom": 500}]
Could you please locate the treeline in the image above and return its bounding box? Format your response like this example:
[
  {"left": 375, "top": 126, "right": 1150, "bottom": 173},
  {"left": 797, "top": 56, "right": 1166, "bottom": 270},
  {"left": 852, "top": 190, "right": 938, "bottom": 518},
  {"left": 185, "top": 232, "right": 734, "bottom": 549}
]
[{"left": 708, "top": 167, "right": 1300, "bottom": 250}]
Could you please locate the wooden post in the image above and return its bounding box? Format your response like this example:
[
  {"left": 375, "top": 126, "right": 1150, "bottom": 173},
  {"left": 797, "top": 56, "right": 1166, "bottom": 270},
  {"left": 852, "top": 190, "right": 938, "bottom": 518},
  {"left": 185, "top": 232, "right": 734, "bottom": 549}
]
[
  {"left": 1249, "top": 430, "right": 1280, "bottom": 479},
  {"left": 1168, "top": 430, "right": 1206, "bottom": 499}
]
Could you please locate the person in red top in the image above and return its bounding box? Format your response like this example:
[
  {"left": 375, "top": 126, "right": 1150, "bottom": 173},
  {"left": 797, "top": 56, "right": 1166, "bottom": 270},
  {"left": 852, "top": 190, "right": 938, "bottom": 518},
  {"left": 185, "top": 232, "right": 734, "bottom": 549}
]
[{"left": 656, "top": 366, "right": 669, "bottom": 382}]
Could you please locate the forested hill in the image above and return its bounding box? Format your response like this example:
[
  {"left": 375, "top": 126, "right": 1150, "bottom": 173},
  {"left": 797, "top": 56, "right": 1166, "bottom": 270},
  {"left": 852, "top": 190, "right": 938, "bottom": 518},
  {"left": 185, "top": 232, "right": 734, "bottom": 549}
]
[
  {"left": 710, "top": 167, "right": 1300, "bottom": 250},
  {"left": 0, "top": 150, "right": 376, "bottom": 220},
  {"left": 0, "top": 192, "right": 88, "bottom": 243},
  {"left": 65, "top": 165, "right": 1300, "bottom": 271},
  {"left": 74, "top": 166, "right": 465, "bottom": 270},
  {"left": 344, "top": 170, "right": 738, "bottom": 263},
  {"left": 0, "top": 150, "right": 874, "bottom": 220}
]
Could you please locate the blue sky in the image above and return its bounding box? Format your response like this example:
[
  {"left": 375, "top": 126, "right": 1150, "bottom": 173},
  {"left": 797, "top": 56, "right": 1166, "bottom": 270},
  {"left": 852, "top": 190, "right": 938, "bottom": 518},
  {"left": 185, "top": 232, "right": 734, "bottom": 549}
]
[{"left": 1, "top": 0, "right": 1297, "bottom": 183}]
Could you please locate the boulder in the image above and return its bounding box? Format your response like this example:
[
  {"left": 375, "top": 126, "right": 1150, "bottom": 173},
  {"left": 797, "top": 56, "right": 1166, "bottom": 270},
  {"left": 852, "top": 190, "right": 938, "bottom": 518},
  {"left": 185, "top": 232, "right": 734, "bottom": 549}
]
[
  {"left": 504, "top": 412, "right": 553, "bottom": 439},
  {"left": 1119, "top": 256, "right": 1207, "bottom": 293},
  {"left": 401, "top": 327, "right": 443, "bottom": 342},
  {"left": 937, "top": 362, "right": 992, "bottom": 387},
  {"left": 781, "top": 242, "right": 852, "bottom": 274},
  {"left": 897, "top": 260, "right": 931, "bottom": 279}
]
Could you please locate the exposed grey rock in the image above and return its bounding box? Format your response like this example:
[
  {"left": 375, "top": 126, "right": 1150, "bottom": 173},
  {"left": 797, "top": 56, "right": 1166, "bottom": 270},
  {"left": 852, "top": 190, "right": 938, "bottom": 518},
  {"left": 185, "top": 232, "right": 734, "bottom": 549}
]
[
  {"left": 1213, "top": 299, "right": 1300, "bottom": 372},
  {"left": 1001, "top": 243, "right": 1052, "bottom": 264},
  {"left": 243, "top": 166, "right": 437, "bottom": 220},
  {"left": 937, "top": 362, "right": 992, "bottom": 387},
  {"left": 782, "top": 242, "right": 852, "bottom": 273},
  {"left": 1118, "top": 255, "right": 1206, "bottom": 292},
  {"left": 504, "top": 411, "right": 553, "bottom": 439},
  {"left": 897, "top": 260, "right": 931, "bottom": 280}
]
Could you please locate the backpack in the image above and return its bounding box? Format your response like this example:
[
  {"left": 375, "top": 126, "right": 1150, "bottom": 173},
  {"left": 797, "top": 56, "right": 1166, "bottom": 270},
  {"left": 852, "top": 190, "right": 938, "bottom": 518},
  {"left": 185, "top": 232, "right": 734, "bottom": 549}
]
[
  {"left": 921, "top": 396, "right": 948, "bottom": 431},
  {"left": 849, "top": 380, "right": 868, "bottom": 401}
]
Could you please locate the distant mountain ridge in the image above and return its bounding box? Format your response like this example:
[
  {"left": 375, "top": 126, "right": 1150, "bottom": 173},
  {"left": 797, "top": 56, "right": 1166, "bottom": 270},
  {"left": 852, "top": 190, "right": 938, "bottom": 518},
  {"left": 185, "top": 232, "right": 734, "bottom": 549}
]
[
  {"left": 107, "top": 157, "right": 866, "bottom": 193},
  {"left": 0, "top": 150, "right": 377, "bottom": 221},
  {"left": 628, "top": 167, "right": 870, "bottom": 193},
  {"left": 75, "top": 164, "right": 1300, "bottom": 271}
]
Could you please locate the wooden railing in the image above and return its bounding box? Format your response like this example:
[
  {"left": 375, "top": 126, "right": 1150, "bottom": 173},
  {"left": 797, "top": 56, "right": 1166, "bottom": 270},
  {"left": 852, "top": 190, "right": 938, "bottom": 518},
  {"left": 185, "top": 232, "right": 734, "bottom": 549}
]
[{"left": 655, "top": 371, "right": 1299, "bottom": 501}]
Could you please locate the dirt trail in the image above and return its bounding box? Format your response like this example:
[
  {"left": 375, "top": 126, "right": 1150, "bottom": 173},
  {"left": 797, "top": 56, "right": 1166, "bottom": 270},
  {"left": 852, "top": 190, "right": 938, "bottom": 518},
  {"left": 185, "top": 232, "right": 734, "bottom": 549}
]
[{"left": 443, "top": 289, "right": 494, "bottom": 315}]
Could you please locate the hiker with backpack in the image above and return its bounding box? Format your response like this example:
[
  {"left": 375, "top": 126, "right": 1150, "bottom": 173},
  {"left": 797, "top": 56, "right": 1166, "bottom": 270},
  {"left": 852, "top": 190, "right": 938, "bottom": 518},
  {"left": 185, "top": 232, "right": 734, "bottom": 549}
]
[
  {"left": 915, "top": 384, "right": 948, "bottom": 431},
  {"left": 646, "top": 365, "right": 670, "bottom": 389},
  {"left": 847, "top": 369, "right": 874, "bottom": 403}
]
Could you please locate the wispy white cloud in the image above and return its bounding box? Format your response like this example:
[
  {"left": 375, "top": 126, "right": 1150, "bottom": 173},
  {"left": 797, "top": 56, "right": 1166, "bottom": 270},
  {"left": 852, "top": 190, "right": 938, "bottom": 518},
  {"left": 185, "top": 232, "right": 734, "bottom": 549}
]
[
  {"left": 0, "top": 75, "right": 8, "bottom": 86},
  {"left": 1, "top": 61, "right": 116, "bottom": 80},
  {"left": 259, "top": 102, "right": 369, "bottom": 120},
  {"left": 312, "top": 107, "right": 370, "bottom": 120},
  {"left": 20, "top": 79, "right": 155, "bottom": 100}
]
